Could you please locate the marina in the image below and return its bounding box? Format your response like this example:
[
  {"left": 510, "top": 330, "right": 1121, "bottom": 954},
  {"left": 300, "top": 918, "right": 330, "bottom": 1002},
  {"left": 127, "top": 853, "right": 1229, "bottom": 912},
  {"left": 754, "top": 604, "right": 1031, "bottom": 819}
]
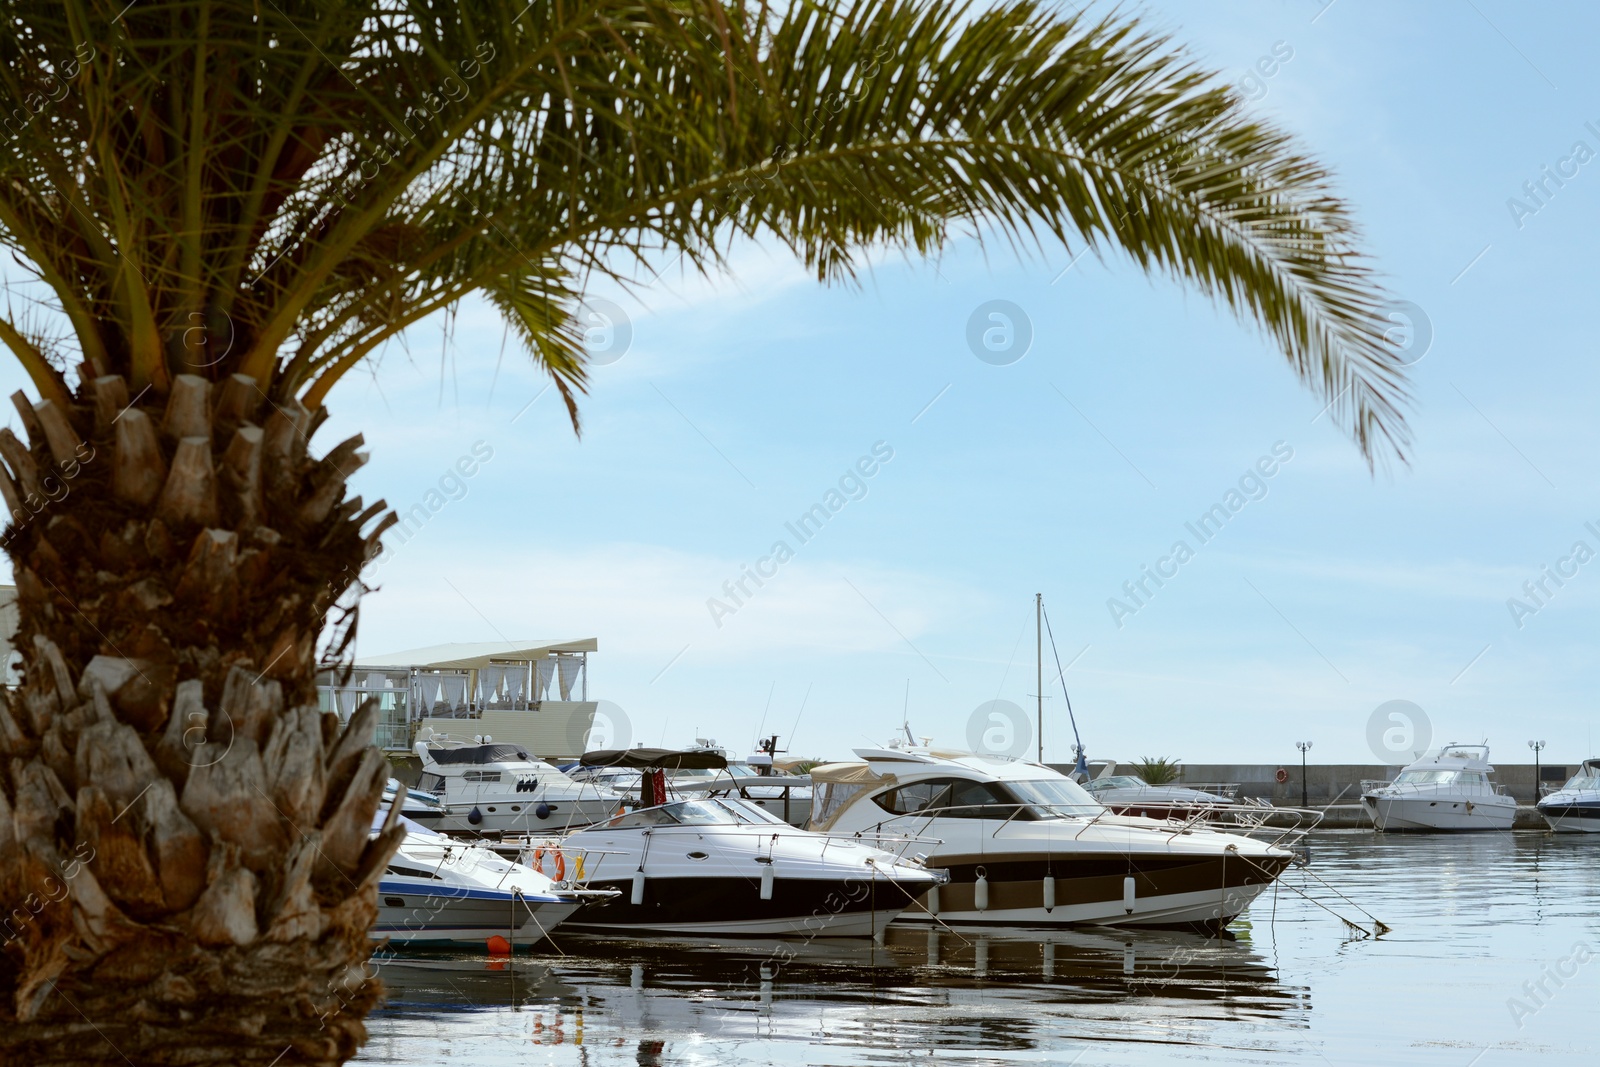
[{"left": 1, "top": 5, "right": 1597, "bottom": 1065}]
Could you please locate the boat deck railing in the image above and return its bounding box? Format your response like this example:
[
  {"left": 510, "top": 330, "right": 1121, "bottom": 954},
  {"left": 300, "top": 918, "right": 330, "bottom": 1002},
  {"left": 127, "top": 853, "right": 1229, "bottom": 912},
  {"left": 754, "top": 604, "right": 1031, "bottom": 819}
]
[
  {"left": 1179, "top": 782, "right": 1240, "bottom": 799},
  {"left": 1360, "top": 779, "right": 1514, "bottom": 797}
]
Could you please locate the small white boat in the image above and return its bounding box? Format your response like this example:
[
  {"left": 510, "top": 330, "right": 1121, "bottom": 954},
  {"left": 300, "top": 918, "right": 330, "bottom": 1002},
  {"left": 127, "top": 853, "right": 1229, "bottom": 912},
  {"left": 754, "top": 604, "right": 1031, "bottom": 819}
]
[
  {"left": 1536, "top": 759, "right": 1600, "bottom": 833},
  {"left": 812, "top": 744, "right": 1302, "bottom": 932},
  {"left": 382, "top": 779, "right": 448, "bottom": 828},
  {"left": 374, "top": 816, "right": 604, "bottom": 947},
  {"left": 413, "top": 733, "right": 623, "bottom": 835},
  {"left": 1361, "top": 744, "right": 1517, "bottom": 832}
]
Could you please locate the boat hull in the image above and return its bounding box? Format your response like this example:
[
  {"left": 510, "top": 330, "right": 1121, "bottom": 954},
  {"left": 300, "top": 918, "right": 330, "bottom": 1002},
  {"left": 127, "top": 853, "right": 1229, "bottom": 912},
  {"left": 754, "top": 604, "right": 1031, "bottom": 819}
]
[
  {"left": 561, "top": 875, "right": 934, "bottom": 938},
  {"left": 1536, "top": 800, "right": 1600, "bottom": 833},
  {"left": 890, "top": 852, "right": 1290, "bottom": 930},
  {"left": 1363, "top": 793, "right": 1516, "bottom": 831},
  {"left": 434, "top": 796, "right": 621, "bottom": 836},
  {"left": 373, "top": 883, "right": 580, "bottom": 946}
]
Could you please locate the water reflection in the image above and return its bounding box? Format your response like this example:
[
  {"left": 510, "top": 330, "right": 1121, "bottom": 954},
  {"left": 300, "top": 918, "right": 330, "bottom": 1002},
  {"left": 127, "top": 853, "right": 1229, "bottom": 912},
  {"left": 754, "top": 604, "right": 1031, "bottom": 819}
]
[
  {"left": 369, "top": 922, "right": 1306, "bottom": 1062},
  {"left": 361, "top": 832, "right": 1600, "bottom": 1066}
]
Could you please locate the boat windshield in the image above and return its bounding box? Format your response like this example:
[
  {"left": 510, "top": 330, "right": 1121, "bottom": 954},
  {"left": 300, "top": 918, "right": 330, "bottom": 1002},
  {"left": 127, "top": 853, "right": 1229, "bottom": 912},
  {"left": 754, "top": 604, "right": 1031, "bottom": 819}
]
[
  {"left": 603, "top": 800, "right": 746, "bottom": 829},
  {"left": 716, "top": 798, "right": 790, "bottom": 825},
  {"left": 1395, "top": 769, "right": 1460, "bottom": 785},
  {"left": 1085, "top": 776, "right": 1147, "bottom": 791},
  {"left": 1006, "top": 778, "right": 1104, "bottom": 817},
  {"left": 1560, "top": 773, "right": 1600, "bottom": 790}
]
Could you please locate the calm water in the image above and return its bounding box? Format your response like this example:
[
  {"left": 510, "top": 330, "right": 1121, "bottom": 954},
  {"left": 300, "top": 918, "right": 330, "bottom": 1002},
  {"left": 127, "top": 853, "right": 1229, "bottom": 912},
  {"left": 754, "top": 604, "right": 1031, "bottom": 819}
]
[{"left": 358, "top": 831, "right": 1599, "bottom": 1066}]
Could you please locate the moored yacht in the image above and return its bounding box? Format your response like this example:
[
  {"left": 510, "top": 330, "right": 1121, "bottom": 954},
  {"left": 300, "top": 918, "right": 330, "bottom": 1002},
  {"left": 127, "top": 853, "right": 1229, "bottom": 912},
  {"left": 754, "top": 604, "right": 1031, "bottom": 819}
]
[
  {"left": 1082, "top": 762, "right": 1239, "bottom": 820},
  {"left": 1361, "top": 744, "right": 1517, "bottom": 832},
  {"left": 375, "top": 815, "right": 605, "bottom": 947},
  {"left": 414, "top": 732, "right": 623, "bottom": 836},
  {"left": 1536, "top": 759, "right": 1600, "bottom": 833},
  {"left": 811, "top": 745, "right": 1299, "bottom": 932},
  {"left": 539, "top": 748, "right": 946, "bottom": 936},
  {"left": 552, "top": 798, "right": 944, "bottom": 936}
]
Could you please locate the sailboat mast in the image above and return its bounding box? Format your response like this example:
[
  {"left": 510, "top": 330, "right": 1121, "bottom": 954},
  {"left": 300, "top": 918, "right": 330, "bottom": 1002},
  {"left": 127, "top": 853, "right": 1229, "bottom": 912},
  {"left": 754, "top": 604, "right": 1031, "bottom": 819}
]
[{"left": 1035, "top": 592, "right": 1043, "bottom": 764}]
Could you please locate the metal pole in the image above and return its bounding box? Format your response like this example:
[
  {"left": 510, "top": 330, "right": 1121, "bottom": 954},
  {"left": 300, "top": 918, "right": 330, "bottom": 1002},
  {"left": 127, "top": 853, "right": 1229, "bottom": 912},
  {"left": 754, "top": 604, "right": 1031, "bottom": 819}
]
[
  {"left": 1296, "top": 741, "right": 1312, "bottom": 807},
  {"left": 1036, "top": 593, "right": 1043, "bottom": 764}
]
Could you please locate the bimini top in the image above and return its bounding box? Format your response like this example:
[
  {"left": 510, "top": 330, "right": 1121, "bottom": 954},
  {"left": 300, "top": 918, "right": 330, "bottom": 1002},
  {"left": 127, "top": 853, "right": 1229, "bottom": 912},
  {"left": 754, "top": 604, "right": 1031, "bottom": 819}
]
[
  {"left": 581, "top": 747, "right": 728, "bottom": 770},
  {"left": 426, "top": 743, "right": 535, "bottom": 765}
]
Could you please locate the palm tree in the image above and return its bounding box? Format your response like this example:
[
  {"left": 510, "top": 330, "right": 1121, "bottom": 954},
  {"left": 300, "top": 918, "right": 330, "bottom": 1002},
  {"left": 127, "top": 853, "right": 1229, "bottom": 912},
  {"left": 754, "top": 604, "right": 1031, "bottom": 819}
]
[
  {"left": 1134, "top": 757, "right": 1184, "bottom": 785},
  {"left": 0, "top": 0, "right": 1410, "bottom": 1062}
]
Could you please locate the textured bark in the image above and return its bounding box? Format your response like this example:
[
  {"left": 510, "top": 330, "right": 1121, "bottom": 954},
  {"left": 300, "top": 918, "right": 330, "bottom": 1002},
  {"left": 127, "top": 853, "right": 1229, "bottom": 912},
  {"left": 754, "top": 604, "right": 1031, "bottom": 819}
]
[{"left": 0, "top": 376, "right": 396, "bottom": 1066}]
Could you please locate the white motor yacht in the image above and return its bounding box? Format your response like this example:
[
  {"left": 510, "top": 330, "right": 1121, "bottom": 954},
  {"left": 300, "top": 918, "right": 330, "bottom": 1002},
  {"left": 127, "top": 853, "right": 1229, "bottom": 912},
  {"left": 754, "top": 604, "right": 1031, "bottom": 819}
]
[
  {"left": 1361, "top": 744, "right": 1517, "bottom": 832},
  {"left": 414, "top": 733, "right": 623, "bottom": 836},
  {"left": 539, "top": 748, "right": 946, "bottom": 937},
  {"left": 811, "top": 744, "right": 1300, "bottom": 932},
  {"left": 1082, "top": 763, "right": 1239, "bottom": 820},
  {"left": 374, "top": 815, "right": 604, "bottom": 947},
  {"left": 551, "top": 798, "right": 944, "bottom": 937},
  {"left": 1536, "top": 758, "right": 1600, "bottom": 833}
]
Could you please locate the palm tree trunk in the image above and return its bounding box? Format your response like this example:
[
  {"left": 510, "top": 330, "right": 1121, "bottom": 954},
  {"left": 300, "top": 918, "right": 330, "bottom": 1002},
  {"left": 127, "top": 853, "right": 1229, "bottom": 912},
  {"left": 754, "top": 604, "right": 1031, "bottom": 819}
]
[{"left": 0, "top": 373, "right": 399, "bottom": 1065}]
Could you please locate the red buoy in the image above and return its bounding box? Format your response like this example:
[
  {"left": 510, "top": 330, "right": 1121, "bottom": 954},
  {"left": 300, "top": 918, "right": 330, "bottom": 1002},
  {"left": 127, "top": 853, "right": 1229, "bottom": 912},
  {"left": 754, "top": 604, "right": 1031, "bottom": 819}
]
[{"left": 486, "top": 935, "right": 512, "bottom": 957}]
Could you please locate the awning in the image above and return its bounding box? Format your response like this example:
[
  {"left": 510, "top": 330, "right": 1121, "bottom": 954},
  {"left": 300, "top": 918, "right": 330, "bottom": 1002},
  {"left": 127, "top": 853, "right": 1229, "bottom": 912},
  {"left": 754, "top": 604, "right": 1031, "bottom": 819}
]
[
  {"left": 428, "top": 743, "right": 534, "bottom": 765},
  {"left": 356, "top": 639, "right": 597, "bottom": 672},
  {"left": 807, "top": 761, "right": 889, "bottom": 786}
]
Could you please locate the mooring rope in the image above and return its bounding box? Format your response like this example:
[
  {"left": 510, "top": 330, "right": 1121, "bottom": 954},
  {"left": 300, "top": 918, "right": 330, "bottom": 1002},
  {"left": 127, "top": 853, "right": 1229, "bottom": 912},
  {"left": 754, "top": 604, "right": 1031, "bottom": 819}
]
[{"left": 1229, "top": 850, "right": 1389, "bottom": 938}]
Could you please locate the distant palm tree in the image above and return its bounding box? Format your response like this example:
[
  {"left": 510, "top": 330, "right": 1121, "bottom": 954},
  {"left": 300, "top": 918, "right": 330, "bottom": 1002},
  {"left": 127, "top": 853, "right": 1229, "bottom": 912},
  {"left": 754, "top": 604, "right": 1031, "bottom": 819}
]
[
  {"left": 1134, "top": 757, "right": 1184, "bottom": 784},
  {"left": 0, "top": 1, "right": 1409, "bottom": 1062}
]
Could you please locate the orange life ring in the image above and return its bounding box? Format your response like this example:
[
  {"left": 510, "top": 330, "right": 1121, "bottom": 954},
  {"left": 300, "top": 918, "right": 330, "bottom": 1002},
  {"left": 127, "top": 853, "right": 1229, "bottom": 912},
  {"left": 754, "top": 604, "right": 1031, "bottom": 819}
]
[
  {"left": 1275, "top": 767, "right": 1289, "bottom": 784},
  {"left": 532, "top": 846, "right": 566, "bottom": 882}
]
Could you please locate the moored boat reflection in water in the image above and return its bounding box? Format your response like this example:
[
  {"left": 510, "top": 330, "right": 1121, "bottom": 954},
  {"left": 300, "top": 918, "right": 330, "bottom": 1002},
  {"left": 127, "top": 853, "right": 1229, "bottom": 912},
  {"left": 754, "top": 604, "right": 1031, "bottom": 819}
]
[{"left": 362, "top": 925, "right": 1304, "bottom": 1062}]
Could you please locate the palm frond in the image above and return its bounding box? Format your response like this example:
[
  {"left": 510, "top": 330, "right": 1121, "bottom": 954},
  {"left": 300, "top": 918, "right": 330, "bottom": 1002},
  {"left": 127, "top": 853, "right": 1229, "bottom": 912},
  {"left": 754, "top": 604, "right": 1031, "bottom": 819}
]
[{"left": 0, "top": 0, "right": 1410, "bottom": 462}]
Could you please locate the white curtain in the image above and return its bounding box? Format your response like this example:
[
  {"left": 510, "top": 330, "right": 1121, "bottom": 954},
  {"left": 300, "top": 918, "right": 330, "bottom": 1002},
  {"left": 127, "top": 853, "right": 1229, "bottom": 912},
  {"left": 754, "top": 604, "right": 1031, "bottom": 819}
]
[
  {"left": 416, "top": 676, "right": 440, "bottom": 715},
  {"left": 337, "top": 688, "right": 360, "bottom": 717},
  {"left": 441, "top": 675, "right": 467, "bottom": 715},
  {"left": 480, "top": 666, "right": 504, "bottom": 707},
  {"left": 507, "top": 669, "right": 526, "bottom": 709},
  {"left": 557, "top": 656, "right": 582, "bottom": 700},
  {"left": 535, "top": 659, "right": 557, "bottom": 701}
]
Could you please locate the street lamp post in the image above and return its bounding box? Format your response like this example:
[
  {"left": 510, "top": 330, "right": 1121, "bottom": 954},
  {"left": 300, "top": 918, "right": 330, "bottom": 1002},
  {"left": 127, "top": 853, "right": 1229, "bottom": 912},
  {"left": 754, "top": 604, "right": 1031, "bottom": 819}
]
[
  {"left": 1296, "top": 741, "right": 1313, "bottom": 808},
  {"left": 1528, "top": 740, "right": 1546, "bottom": 803}
]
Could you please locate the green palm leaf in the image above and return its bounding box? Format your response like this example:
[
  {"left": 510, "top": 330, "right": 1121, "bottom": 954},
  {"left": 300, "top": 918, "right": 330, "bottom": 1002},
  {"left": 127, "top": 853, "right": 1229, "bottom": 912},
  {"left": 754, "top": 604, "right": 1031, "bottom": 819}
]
[{"left": 0, "top": 0, "right": 1409, "bottom": 459}]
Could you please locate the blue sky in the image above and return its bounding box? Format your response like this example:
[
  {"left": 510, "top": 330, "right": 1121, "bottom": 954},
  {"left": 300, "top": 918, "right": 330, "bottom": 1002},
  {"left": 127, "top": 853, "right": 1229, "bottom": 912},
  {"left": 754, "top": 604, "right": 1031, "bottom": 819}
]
[{"left": 8, "top": 0, "right": 1600, "bottom": 767}]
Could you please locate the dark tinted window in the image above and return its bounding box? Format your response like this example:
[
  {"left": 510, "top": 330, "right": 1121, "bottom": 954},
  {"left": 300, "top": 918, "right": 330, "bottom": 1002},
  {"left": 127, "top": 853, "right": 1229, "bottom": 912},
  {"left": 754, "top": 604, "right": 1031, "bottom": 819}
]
[{"left": 872, "top": 777, "right": 1024, "bottom": 819}]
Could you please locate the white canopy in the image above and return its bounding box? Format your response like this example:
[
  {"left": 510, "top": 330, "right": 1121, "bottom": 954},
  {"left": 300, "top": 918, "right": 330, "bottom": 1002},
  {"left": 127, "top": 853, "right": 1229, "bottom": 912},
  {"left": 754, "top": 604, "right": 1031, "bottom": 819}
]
[{"left": 355, "top": 639, "right": 596, "bottom": 672}]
